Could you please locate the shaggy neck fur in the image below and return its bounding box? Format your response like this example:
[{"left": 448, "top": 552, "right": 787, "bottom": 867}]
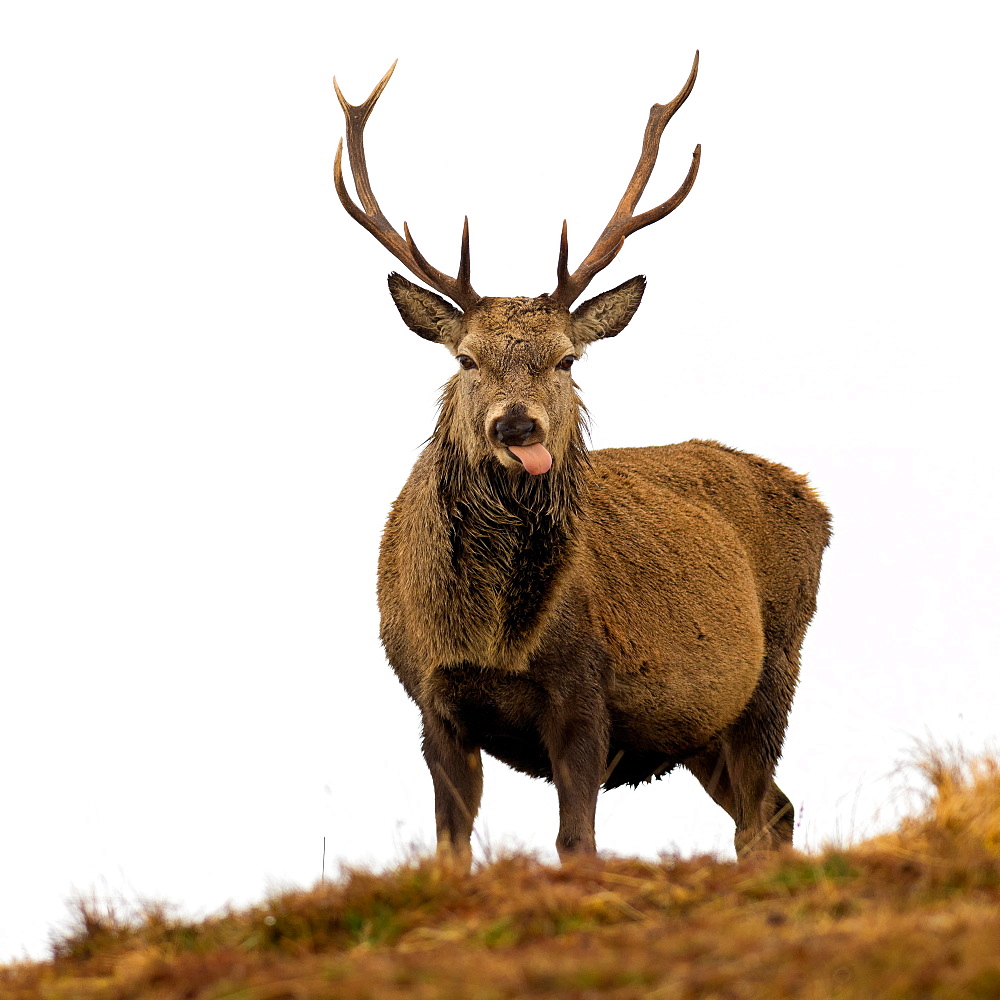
[{"left": 428, "top": 386, "right": 589, "bottom": 656}]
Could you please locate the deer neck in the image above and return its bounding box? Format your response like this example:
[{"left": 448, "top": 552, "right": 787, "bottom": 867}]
[{"left": 423, "top": 418, "right": 586, "bottom": 670}]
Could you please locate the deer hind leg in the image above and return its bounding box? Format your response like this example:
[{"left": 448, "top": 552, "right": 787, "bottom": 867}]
[
  {"left": 769, "top": 784, "right": 795, "bottom": 847},
  {"left": 727, "top": 636, "right": 802, "bottom": 854},
  {"left": 685, "top": 744, "right": 737, "bottom": 819},
  {"left": 723, "top": 743, "right": 793, "bottom": 855},
  {"left": 688, "top": 741, "right": 792, "bottom": 855},
  {"left": 421, "top": 710, "right": 483, "bottom": 870},
  {"left": 688, "top": 636, "right": 802, "bottom": 855}
]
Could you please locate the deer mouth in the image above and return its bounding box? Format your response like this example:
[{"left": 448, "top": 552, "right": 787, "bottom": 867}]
[{"left": 506, "top": 443, "right": 553, "bottom": 475}]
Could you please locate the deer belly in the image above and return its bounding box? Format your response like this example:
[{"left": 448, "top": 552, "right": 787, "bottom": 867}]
[
  {"left": 607, "top": 646, "right": 762, "bottom": 755},
  {"left": 593, "top": 580, "right": 765, "bottom": 751}
]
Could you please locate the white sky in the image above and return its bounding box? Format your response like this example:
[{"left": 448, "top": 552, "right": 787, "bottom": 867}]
[{"left": 2, "top": 0, "right": 998, "bottom": 962}]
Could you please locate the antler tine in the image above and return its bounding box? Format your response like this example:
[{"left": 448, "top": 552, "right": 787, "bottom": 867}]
[
  {"left": 551, "top": 51, "right": 701, "bottom": 308},
  {"left": 556, "top": 219, "right": 570, "bottom": 290},
  {"left": 333, "top": 64, "right": 480, "bottom": 311},
  {"left": 457, "top": 216, "right": 472, "bottom": 296},
  {"left": 401, "top": 217, "right": 477, "bottom": 308},
  {"left": 614, "top": 51, "right": 699, "bottom": 219},
  {"left": 333, "top": 60, "right": 397, "bottom": 217}
]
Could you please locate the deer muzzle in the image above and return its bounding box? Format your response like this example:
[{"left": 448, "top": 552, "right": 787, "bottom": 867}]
[{"left": 489, "top": 408, "right": 552, "bottom": 475}]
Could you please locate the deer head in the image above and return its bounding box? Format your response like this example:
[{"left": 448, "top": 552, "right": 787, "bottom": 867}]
[{"left": 333, "top": 58, "right": 701, "bottom": 477}]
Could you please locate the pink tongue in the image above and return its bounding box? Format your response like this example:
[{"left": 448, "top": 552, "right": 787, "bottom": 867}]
[{"left": 508, "top": 443, "right": 552, "bottom": 475}]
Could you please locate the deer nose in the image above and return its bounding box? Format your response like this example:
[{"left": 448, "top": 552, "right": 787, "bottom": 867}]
[{"left": 492, "top": 415, "right": 537, "bottom": 447}]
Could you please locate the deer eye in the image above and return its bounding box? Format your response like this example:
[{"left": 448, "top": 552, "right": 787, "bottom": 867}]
[
  {"left": 456, "top": 355, "right": 478, "bottom": 371},
  {"left": 556, "top": 355, "right": 576, "bottom": 371}
]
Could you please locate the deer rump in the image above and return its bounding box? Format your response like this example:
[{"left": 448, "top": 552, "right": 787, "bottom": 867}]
[{"left": 379, "top": 440, "right": 828, "bottom": 792}]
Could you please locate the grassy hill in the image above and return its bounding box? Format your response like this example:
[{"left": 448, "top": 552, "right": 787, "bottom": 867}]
[{"left": 4, "top": 752, "right": 999, "bottom": 999}]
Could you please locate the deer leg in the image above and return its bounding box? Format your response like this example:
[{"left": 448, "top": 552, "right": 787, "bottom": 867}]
[
  {"left": 769, "top": 783, "right": 795, "bottom": 847},
  {"left": 539, "top": 685, "right": 610, "bottom": 859},
  {"left": 421, "top": 710, "right": 482, "bottom": 869},
  {"left": 721, "top": 743, "right": 790, "bottom": 855},
  {"left": 685, "top": 745, "right": 738, "bottom": 820},
  {"left": 687, "top": 745, "right": 794, "bottom": 853},
  {"left": 719, "top": 637, "right": 802, "bottom": 855}
]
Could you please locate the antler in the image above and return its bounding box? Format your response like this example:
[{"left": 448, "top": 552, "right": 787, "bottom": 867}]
[
  {"left": 551, "top": 52, "right": 702, "bottom": 308},
  {"left": 333, "top": 62, "right": 480, "bottom": 311}
]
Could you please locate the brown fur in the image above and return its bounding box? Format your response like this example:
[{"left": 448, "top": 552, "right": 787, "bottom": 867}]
[{"left": 375, "top": 275, "right": 831, "bottom": 862}]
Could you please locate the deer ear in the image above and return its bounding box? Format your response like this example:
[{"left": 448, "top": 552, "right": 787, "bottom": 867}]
[
  {"left": 570, "top": 275, "right": 646, "bottom": 345},
  {"left": 388, "top": 272, "right": 464, "bottom": 345}
]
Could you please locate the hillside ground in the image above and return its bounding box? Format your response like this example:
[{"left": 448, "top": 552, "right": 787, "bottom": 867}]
[{"left": 3, "top": 751, "right": 999, "bottom": 999}]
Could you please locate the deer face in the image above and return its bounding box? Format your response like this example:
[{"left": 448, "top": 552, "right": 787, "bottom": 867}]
[
  {"left": 453, "top": 296, "right": 578, "bottom": 475},
  {"left": 388, "top": 273, "right": 646, "bottom": 475}
]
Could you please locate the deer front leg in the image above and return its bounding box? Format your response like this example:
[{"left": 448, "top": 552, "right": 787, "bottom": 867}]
[
  {"left": 421, "top": 710, "right": 482, "bottom": 869},
  {"left": 540, "top": 685, "right": 610, "bottom": 859}
]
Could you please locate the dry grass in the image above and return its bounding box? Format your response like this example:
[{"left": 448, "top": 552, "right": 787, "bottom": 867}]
[{"left": 4, "top": 751, "right": 1000, "bottom": 999}]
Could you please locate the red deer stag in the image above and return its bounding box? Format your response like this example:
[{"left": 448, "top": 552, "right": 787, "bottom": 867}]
[{"left": 333, "top": 55, "right": 830, "bottom": 862}]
